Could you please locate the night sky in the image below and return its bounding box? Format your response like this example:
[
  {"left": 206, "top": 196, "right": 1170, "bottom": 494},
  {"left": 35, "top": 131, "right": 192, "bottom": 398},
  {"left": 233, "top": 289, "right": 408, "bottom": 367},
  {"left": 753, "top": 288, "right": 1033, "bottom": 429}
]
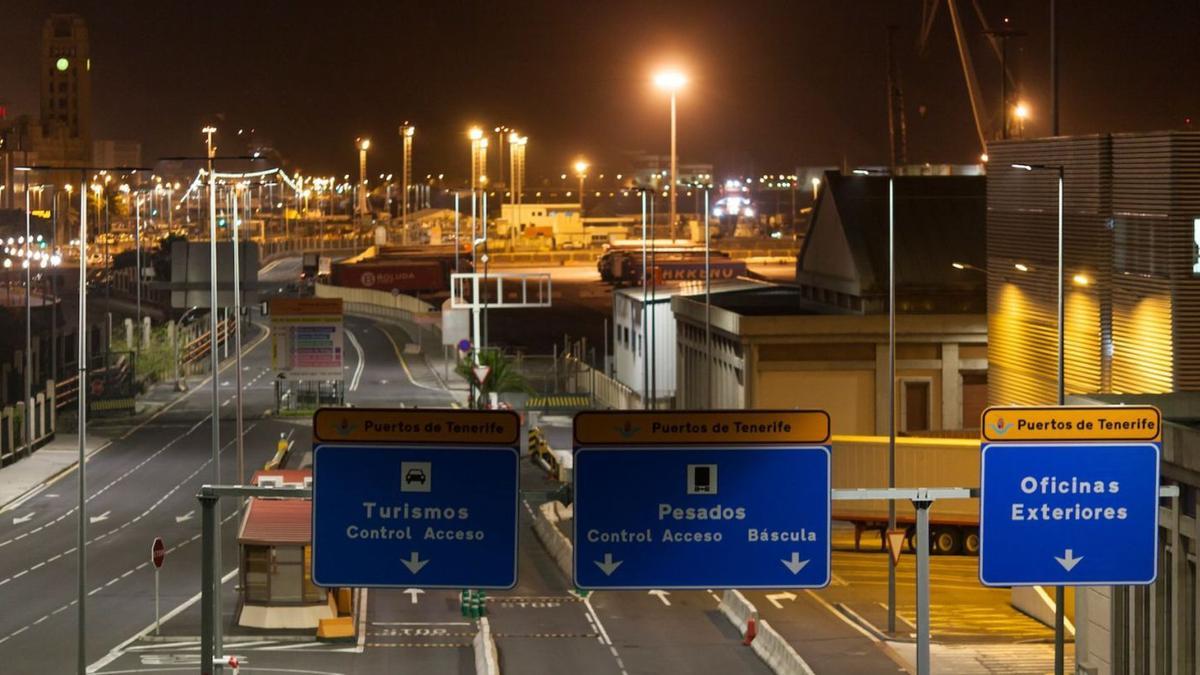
[{"left": 2, "top": 1, "right": 1197, "bottom": 181}]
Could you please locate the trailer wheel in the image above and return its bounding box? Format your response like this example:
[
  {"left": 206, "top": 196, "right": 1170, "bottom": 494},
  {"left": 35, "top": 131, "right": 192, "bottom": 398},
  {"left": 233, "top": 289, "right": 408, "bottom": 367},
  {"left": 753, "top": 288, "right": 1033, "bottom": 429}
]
[
  {"left": 963, "top": 529, "right": 980, "bottom": 556},
  {"left": 931, "top": 527, "right": 962, "bottom": 555}
]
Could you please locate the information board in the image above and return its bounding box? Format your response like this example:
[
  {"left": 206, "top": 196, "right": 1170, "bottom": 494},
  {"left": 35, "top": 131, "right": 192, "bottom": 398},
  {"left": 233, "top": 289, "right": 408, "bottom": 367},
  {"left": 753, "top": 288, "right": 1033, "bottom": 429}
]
[
  {"left": 270, "top": 297, "right": 344, "bottom": 380},
  {"left": 979, "top": 406, "right": 1162, "bottom": 587},
  {"left": 573, "top": 410, "right": 831, "bottom": 590}
]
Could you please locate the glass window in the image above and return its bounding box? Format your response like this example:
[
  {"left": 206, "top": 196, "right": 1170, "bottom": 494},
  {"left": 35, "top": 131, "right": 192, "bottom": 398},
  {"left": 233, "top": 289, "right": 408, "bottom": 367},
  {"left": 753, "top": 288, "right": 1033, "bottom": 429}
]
[
  {"left": 271, "top": 547, "right": 303, "bottom": 602},
  {"left": 244, "top": 545, "right": 270, "bottom": 603}
]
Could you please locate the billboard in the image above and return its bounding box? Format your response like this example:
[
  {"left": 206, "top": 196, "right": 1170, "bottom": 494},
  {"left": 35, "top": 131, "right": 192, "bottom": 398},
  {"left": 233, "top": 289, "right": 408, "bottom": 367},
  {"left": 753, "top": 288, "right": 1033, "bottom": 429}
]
[
  {"left": 332, "top": 261, "right": 445, "bottom": 292},
  {"left": 168, "top": 241, "right": 259, "bottom": 309},
  {"left": 270, "top": 298, "right": 344, "bottom": 380}
]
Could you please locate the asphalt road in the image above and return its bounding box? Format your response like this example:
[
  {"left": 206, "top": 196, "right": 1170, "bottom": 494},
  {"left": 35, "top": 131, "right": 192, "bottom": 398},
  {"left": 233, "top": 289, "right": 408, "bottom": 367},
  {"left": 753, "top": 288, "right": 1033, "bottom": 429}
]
[{"left": 0, "top": 255, "right": 1029, "bottom": 674}]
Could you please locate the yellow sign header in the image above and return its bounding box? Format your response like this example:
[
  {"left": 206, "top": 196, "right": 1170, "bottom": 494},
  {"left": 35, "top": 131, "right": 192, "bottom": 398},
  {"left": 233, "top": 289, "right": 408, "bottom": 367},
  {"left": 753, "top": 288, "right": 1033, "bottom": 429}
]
[
  {"left": 981, "top": 405, "right": 1161, "bottom": 442},
  {"left": 313, "top": 408, "right": 519, "bottom": 445},
  {"left": 270, "top": 297, "right": 343, "bottom": 317},
  {"left": 574, "top": 410, "right": 830, "bottom": 446}
]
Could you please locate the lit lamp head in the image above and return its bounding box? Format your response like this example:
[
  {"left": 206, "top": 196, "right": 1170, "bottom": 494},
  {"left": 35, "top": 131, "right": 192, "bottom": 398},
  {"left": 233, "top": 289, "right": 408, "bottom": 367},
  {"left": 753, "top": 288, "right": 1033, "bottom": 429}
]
[
  {"left": 357, "top": 138, "right": 371, "bottom": 151},
  {"left": 574, "top": 160, "right": 589, "bottom": 177},
  {"left": 508, "top": 131, "right": 520, "bottom": 144},
  {"left": 653, "top": 69, "right": 688, "bottom": 92},
  {"left": 468, "top": 127, "right": 484, "bottom": 141},
  {"left": 1014, "top": 102, "right": 1030, "bottom": 121},
  {"left": 402, "top": 125, "right": 415, "bottom": 138}
]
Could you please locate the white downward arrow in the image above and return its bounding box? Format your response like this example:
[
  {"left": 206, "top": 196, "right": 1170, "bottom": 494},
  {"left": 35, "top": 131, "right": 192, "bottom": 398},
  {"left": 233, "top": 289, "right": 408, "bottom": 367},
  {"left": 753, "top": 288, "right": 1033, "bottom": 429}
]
[
  {"left": 781, "top": 552, "right": 809, "bottom": 575},
  {"left": 1055, "top": 549, "right": 1083, "bottom": 572},
  {"left": 89, "top": 510, "right": 111, "bottom": 524},
  {"left": 401, "top": 552, "right": 428, "bottom": 574},
  {"left": 594, "top": 553, "right": 623, "bottom": 576},
  {"left": 649, "top": 590, "right": 671, "bottom": 606},
  {"left": 12, "top": 512, "right": 34, "bottom": 525},
  {"left": 404, "top": 588, "right": 424, "bottom": 604},
  {"left": 765, "top": 591, "right": 797, "bottom": 609},
  {"left": 175, "top": 510, "right": 195, "bottom": 523}
]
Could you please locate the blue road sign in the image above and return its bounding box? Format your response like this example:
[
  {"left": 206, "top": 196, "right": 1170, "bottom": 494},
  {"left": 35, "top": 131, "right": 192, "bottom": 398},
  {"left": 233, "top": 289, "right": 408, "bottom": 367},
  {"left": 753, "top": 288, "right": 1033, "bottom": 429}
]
[
  {"left": 980, "top": 442, "right": 1160, "bottom": 587},
  {"left": 573, "top": 446, "right": 830, "bottom": 589},
  {"left": 312, "top": 443, "right": 519, "bottom": 589}
]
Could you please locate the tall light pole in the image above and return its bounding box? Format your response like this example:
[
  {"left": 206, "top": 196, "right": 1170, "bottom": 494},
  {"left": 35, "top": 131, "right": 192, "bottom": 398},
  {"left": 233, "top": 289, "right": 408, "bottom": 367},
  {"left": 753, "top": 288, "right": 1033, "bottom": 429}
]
[
  {"left": 511, "top": 135, "right": 527, "bottom": 242},
  {"left": 854, "top": 168, "right": 898, "bottom": 636},
  {"left": 469, "top": 127, "right": 485, "bottom": 193},
  {"left": 1013, "top": 161, "right": 1066, "bottom": 675},
  {"left": 574, "top": 159, "right": 589, "bottom": 213},
  {"left": 201, "top": 124, "right": 223, "bottom": 669},
  {"left": 493, "top": 125, "right": 512, "bottom": 188},
  {"left": 356, "top": 137, "right": 370, "bottom": 222},
  {"left": 231, "top": 182, "right": 245, "bottom": 521},
  {"left": 653, "top": 69, "right": 687, "bottom": 241},
  {"left": 400, "top": 124, "right": 414, "bottom": 234}
]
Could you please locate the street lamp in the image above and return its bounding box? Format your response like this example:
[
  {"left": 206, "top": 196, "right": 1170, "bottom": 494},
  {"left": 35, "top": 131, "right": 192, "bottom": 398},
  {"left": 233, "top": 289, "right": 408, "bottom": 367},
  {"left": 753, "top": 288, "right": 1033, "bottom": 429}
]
[
  {"left": 853, "top": 167, "right": 900, "bottom": 639},
  {"left": 1012, "top": 160, "right": 1066, "bottom": 675},
  {"left": 574, "top": 159, "right": 589, "bottom": 213},
  {"left": 356, "top": 137, "right": 371, "bottom": 221},
  {"left": 653, "top": 68, "right": 687, "bottom": 241},
  {"left": 510, "top": 135, "right": 527, "bottom": 243},
  {"left": 1013, "top": 102, "right": 1031, "bottom": 137},
  {"left": 493, "top": 125, "right": 512, "bottom": 188},
  {"left": 400, "top": 124, "right": 414, "bottom": 238}
]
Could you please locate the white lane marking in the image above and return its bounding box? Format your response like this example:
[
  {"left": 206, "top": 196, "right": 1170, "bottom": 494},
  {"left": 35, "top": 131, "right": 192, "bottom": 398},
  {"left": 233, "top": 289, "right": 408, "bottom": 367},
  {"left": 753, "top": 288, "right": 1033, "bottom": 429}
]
[
  {"left": 0, "top": 324, "right": 272, "bottom": 523},
  {"left": 377, "top": 325, "right": 446, "bottom": 393},
  {"left": 86, "top": 568, "right": 239, "bottom": 673},
  {"left": 0, "top": 426, "right": 256, "bottom": 590},
  {"left": 582, "top": 595, "right": 628, "bottom": 675},
  {"left": 346, "top": 329, "right": 365, "bottom": 392}
]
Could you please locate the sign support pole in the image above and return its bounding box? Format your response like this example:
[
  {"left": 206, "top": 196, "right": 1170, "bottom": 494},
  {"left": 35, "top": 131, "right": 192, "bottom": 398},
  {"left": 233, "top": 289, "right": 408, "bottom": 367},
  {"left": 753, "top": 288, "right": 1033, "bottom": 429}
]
[
  {"left": 200, "top": 492, "right": 217, "bottom": 675},
  {"left": 913, "top": 495, "right": 932, "bottom": 675},
  {"left": 154, "top": 565, "right": 160, "bottom": 636},
  {"left": 198, "top": 485, "right": 311, "bottom": 675}
]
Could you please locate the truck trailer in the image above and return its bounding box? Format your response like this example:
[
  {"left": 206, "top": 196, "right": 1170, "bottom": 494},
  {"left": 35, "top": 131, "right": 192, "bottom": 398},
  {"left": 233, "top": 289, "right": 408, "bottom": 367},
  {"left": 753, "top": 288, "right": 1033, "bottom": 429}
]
[{"left": 831, "top": 435, "right": 980, "bottom": 555}]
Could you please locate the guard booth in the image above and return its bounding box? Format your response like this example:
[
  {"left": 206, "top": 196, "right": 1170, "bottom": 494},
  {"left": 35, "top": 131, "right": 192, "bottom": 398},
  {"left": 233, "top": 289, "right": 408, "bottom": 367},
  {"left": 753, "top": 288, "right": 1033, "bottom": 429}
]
[{"left": 237, "top": 469, "right": 339, "bottom": 629}]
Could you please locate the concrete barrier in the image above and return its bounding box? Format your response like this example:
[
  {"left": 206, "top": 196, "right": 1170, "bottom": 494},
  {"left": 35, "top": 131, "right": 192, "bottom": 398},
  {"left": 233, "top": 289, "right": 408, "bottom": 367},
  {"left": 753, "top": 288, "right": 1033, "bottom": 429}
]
[
  {"left": 531, "top": 501, "right": 573, "bottom": 580},
  {"left": 752, "top": 620, "right": 816, "bottom": 675},
  {"left": 718, "top": 589, "right": 758, "bottom": 636},
  {"left": 473, "top": 616, "right": 500, "bottom": 675},
  {"left": 718, "top": 590, "right": 815, "bottom": 675}
]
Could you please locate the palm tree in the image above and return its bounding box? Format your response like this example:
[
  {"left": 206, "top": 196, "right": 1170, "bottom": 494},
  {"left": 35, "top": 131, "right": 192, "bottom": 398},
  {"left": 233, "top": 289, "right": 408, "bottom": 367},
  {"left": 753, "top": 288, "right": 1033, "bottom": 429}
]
[{"left": 455, "top": 349, "right": 533, "bottom": 406}]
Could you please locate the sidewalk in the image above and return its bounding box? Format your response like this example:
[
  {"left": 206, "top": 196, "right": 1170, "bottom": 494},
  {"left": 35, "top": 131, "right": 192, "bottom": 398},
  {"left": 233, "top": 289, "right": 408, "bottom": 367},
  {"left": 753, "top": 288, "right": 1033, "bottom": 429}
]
[
  {"left": 1, "top": 321, "right": 266, "bottom": 512},
  {"left": 886, "top": 641, "right": 1071, "bottom": 674},
  {"left": 0, "top": 433, "right": 110, "bottom": 511}
]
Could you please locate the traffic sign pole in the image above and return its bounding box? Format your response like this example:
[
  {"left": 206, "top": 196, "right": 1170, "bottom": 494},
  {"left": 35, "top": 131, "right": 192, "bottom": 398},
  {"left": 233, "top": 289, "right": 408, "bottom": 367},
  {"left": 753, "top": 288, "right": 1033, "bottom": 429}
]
[{"left": 151, "top": 537, "right": 165, "bottom": 635}]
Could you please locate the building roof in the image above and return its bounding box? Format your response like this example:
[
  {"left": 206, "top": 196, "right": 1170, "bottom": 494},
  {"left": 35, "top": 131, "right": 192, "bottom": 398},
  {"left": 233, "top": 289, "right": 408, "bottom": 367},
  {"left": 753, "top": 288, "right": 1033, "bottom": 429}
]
[
  {"left": 614, "top": 279, "right": 771, "bottom": 304},
  {"left": 797, "top": 171, "right": 985, "bottom": 312},
  {"left": 238, "top": 497, "right": 311, "bottom": 546}
]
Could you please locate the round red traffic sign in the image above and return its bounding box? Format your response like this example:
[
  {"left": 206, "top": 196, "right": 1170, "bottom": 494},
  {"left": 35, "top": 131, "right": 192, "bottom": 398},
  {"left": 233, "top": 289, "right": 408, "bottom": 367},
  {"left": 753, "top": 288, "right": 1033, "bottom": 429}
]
[{"left": 151, "top": 537, "right": 166, "bottom": 569}]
